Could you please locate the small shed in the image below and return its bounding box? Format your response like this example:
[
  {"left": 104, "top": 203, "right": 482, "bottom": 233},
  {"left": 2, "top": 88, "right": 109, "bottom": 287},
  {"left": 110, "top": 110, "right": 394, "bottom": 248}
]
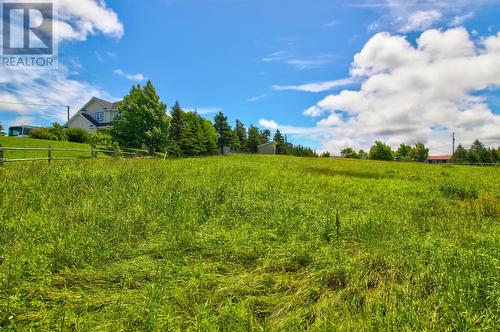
[
  {"left": 427, "top": 156, "right": 452, "bottom": 164},
  {"left": 258, "top": 141, "right": 277, "bottom": 155}
]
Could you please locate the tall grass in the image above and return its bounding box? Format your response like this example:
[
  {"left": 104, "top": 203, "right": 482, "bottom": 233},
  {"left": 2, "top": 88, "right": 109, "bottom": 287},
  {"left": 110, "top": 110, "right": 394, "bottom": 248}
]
[{"left": 0, "top": 155, "right": 498, "bottom": 330}]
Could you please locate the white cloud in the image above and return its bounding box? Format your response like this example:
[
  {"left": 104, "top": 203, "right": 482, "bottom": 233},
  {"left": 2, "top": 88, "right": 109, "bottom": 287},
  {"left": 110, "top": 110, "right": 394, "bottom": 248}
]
[
  {"left": 400, "top": 10, "right": 442, "bottom": 32},
  {"left": 0, "top": 1, "right": 123, "bottom": 127},
  {"left": 114, "top": 69, "right": 146, "bottom": 82},
  {"left": 273, "top": 78, "right": 356, "bottom": 93},
  {"left": 57, "top": 0, "right": 124, "bottom": 41},
  {"left": 263, "top": 28, "right": 500, "bottom": 155},
  {"left": 262, "top": 51, "right": 335, "bottom": 69},
  {"left": 258, "top": 119, "right": 279, "bottom": 130},
  {"left": 185, "top": 107, "right": 221, "bottom": 115},
  {"left": 0, "top": 66, "right": 108, "bottom": 123},
  {"left": 247, "top": 94, "right": 267, "bottom": 102},
  {"left": 358, "top": 0, "right": 491, "bottom": 33},
  {"left": 12, "top": 116, "right": 36, "bottom": 126}
]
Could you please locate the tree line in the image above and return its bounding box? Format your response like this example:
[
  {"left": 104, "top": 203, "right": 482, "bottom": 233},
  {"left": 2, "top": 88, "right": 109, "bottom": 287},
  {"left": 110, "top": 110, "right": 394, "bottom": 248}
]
[
  {"left": 111, "top": 81, "right": 317, "bottom": 157},
  {"left": 339, "top": 140, "right": 499, "bottom": 164},
  {"left": 19, "top": 81, "right": 316, "bottom": 158},
  {"left": 452, "top": 140, "right": 499, "bottom": 164},
  {"left": 339, "top": 141, "right": 430, "bottom": 162}
]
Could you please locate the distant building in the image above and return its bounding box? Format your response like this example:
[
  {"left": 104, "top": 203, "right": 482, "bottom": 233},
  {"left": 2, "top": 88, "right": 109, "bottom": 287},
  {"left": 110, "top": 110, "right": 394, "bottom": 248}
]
[
  {"left": 65, "top": 97, "right": 122, "bottom": 133},
  {"left": 427, "top": 156, "right": 452, "bottom": 164},
  {"left": 258, "top": 141, "right": 277, "bottom": 155},
  {"left": 8, "top": 125, "right": 41, "bottom": 137}
]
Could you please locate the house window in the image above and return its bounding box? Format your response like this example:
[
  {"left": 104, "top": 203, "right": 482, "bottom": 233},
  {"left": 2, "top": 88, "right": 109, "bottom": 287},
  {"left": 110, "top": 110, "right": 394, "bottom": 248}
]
[{"left": 95, "top": 112, "right": 104, "bottom": 122}]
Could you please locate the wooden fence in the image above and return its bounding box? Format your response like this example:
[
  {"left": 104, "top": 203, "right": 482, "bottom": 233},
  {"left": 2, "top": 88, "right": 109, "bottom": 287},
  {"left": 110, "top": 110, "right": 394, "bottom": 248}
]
[{"left": 0, "top": 144, "right": 143, "bottom": 166}]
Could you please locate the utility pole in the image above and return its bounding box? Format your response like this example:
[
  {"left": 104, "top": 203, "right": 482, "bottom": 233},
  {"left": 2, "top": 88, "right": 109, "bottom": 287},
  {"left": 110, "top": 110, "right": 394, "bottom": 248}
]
[
  {"left": 452, "top": 132, "right": 455, "bottom": 156},
  {"left": 67, "top": 106, "right": 70, "bottom": 122}
]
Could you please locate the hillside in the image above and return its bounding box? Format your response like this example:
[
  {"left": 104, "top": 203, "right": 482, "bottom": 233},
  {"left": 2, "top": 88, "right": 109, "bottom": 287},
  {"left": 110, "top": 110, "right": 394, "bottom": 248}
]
[
  {"left": 0, "top": 155, "right": 498, "bottom": 330},
  {"left": 0, "top": 137, "right": 94, "bottom": 160}
]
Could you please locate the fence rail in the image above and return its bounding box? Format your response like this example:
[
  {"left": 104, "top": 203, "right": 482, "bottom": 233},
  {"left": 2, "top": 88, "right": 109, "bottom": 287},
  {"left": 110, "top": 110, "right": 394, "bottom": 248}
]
[{"left": 0, "top": 144, "right": 144, "bottom": 165}]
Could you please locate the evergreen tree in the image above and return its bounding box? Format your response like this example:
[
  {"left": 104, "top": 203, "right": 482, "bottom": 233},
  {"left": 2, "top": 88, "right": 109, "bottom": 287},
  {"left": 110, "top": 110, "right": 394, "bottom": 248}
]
[
  {"left": 234, "top": 120, "right": 247, "bottom": 151},
  {"left": 273, "top": 130, "right": 285, "bottom": 154},
  {"left": 369, "top": 141, "right": 394, "bottom": 161},
  {"left": 453, "top": 144, "right": 467, "bottom": 163},
  {"left": 260, "top": 129, "right": 271, "bottom": 145},
  {"left": 112, "top": 81, "right": 169, "bottom": 155},
  {"left": 466, "top": 150, "right": 481, "bottom": 164},
  {"left": 180, "top": 112, "right": 202, "bottom": 156},
  {"left": 247, "top": 125, "right": 261, "bottom": 153},
  {"left": 201, "top": 119, "right": 218, "bottom": 155},
  {"left": 213, "top": 112, "right": 232, "bottom": 154},
  {"left": 470, "top": 139, "right": 489, "bottom": 163},
  {"left": 412, "top": 143, "right": 429, "bottom": 162},
  {"left": 0, "top": 122, "right": 4, "bottom": 135},
  {"left": 170, "top": 101, "right": 184, "bottom": 144}
]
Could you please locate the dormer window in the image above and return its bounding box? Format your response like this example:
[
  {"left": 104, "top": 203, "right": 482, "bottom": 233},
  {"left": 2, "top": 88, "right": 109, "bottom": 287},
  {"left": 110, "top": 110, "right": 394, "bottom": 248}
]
[{"left": 95, "top": 112, "right": 104, "bottom": 122}]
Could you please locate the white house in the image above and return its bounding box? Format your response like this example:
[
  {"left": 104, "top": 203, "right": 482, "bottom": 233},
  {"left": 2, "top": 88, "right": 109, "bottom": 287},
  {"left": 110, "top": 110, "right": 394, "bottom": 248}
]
[{"left": 65, "top": 97, "right": 122, "bottom": 133}]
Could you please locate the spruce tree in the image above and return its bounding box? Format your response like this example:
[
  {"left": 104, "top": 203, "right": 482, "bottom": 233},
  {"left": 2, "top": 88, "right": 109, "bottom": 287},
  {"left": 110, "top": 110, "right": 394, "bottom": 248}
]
[
  {"left": 273, "top": 130, "right": 285, "bottom": 154},
  {"left": 201, "top": 119, "right": 218, "bottom": 155},
  {"left": 260, "top": 129, "right": 271, "bottom": 145},
  {"left": 453, "top": 144, "right": 467, "bottom": 163},
  {"left": 180, "top": 112, "right": 202, "bottom": 156},
  {"left": 247, "top": 125, "right": 261, "bottom": 153},
  {"left": 213, "top": 112, "right": 232, "bottom": 154},
  {"left": 234, "top": 120, "right": 247, "bottom": 151}
]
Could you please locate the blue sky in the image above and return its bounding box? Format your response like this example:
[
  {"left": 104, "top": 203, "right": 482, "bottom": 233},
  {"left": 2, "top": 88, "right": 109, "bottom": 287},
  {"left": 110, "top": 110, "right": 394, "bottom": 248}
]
[{"left": 1, "top": 0, "right": 500, "bottom": 154}]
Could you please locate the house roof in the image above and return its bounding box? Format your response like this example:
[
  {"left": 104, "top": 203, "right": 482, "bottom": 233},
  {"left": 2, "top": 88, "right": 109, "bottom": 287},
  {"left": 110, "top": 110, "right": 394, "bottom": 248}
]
[
  {"left": 65, "top": 97, "right": 122, "bottom": 127},
  {"left": 92, "top": 97, "right": 122, "bottom": 111},
  {"left": 258, "top": 141, "right": 277, "bottom": 148},
  {"left": 428, "top": 155, "right": 452, "bottom": 161},
  {"left": 8, "top": 125, "right": 41, "bottom": 130},
  {"left": 80, "top": 113, "right": 113, "bottom": 127}
]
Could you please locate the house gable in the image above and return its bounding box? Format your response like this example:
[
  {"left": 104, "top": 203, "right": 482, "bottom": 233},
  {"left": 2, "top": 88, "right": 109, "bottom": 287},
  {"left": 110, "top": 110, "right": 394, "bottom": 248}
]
[{"left": 65, "top": 97, "right": 122, "bottom": 132}]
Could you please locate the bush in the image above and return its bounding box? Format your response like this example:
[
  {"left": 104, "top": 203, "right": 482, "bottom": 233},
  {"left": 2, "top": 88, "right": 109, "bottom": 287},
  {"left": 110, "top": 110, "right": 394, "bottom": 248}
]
[
  {"left": 49, "top": 123, "right": 67, "bottom": 141},
  {"left": 29, "top": 127, "right": 53, "bottom": 140},
  {"left": 88, "top": 132, "right": 112, "bottom": 149},
  {"left": 439, "top": 182, "right": 479, "bottom": 200},
  {"left": 66, "top": 128, "right": 89, "bottom": 143}
]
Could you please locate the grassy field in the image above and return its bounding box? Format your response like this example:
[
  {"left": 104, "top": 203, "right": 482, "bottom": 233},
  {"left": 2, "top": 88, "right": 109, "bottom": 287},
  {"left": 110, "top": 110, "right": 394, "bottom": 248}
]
[
  {"left": 0, "top": 155, "right": 498, "bottom": 330},
  {"left": 0, "top": 137, "right": 156, "bottom": 160},
  {"left": 0, "top": 137, "right": 96, "bottom": 160}
]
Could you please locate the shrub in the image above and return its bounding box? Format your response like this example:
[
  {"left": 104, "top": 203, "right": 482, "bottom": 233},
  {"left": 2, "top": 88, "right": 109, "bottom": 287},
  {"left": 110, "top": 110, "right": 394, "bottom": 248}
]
[
  {"left": 88, "top": 132, "right": 112, "bottom": 148},
  {"left": 439, "top": 182, "right": 479, "bottom": 200},
  {"left": 29, "top": 127, "right": 53, "bottom": 140},
  {"left": 66, "top": 128, "right": 89, "bottom": 143},
  {"left": 49, "top": 123, "right": 67, "bottom": 141},
  {"left": 112, "top": 142, "right": 124, "bottom": 158}
]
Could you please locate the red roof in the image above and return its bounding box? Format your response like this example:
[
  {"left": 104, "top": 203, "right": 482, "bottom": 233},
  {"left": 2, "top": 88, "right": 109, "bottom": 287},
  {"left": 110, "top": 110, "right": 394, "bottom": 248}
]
[{"left": 428, "top": 155, "right": 452, "bottom": 161}]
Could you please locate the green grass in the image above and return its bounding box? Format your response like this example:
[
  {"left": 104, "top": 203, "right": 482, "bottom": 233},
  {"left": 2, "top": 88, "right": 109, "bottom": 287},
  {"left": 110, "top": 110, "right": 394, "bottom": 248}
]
[
  {"left": 0, "top": 155, "right": 498, "bottom": 330},
  {"left": 0, "top": 137, "right": 157, "bottom": 160},
  {"left": 0, "top": 137, "right": 95, "bottom": 160}
]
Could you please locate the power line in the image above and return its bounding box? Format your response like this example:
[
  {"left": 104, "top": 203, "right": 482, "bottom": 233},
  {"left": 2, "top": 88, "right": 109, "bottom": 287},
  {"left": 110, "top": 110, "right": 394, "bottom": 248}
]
[{"left": 0, "top": 101, "right": 71, "bottom": 108}]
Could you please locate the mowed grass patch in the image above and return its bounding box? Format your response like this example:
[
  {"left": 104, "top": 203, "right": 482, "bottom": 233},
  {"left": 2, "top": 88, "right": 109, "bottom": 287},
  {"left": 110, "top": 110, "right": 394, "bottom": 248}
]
[
  {"left": 0, "top": 155, "right": 499, "bottom": 330},
  {"left": 0, "top": 137, "right": 95, "bottom": 160}
]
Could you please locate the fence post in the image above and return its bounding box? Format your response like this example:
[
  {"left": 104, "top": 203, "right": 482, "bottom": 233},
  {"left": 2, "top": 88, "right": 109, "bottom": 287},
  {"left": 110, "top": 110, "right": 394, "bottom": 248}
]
[
  {"left": 48, "top": 145, "right": 52, "bottom": 164},
  {"left": 0, "top": 144, "right": 4, "bottom": 167}
]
